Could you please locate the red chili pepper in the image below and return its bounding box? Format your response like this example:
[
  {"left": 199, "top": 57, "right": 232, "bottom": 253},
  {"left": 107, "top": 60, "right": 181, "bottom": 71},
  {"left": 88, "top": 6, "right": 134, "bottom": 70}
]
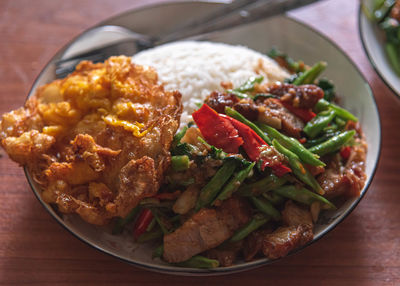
[
  {"left": 133, "top": 209, "right": 153, "bottom": 239},
  {"left": 340, "top": 146, "right": 351, "bottom": 160},
  {"left": 299, "top": 137, "right": 307, "bottom": 144},
  {"left": 192, "top": 104, "right": 243, "bottom": 153},
  {"left": 220, "top": 114, "right": 291, "bottom": 177},
  {"left": 279, "top": 99, "right": 316, "bottom": 122},
  {"left": 153, "top": 190, "right": 181, "bottom": 201}
]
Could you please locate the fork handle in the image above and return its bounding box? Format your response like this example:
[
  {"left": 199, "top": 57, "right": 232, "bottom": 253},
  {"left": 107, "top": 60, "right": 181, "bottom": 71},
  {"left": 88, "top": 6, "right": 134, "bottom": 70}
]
[{"left": 157, "top": 0, "right": 320, "bottom": 45}]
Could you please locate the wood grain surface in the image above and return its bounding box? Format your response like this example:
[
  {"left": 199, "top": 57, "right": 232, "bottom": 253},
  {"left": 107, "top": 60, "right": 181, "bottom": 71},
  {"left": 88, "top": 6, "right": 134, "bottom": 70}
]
[{"left": 0, "top": 0, "right": 399, "bottom": 285}]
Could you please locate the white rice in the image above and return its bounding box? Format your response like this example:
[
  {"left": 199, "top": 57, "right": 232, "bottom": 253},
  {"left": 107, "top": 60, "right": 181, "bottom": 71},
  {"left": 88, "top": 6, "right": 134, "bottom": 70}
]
[{"left": 132, "top": 41, "right": 289, "bottom": 127}]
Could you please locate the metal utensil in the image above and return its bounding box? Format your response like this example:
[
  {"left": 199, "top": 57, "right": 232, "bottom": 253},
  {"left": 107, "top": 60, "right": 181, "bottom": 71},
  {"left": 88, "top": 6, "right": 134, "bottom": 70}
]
[{"left": 55, "top": 0, "right": 320, "bottom": 78}]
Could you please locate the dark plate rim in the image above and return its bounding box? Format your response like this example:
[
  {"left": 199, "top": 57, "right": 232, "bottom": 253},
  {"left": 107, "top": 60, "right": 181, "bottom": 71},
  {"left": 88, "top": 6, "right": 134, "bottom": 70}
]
[{"left": 23, "top": 0, "right": 382, "bottom": 276}]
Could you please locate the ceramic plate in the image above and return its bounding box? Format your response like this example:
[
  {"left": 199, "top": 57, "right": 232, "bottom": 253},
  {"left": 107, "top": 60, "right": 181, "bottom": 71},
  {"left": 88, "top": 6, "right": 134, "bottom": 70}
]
[
  {"left": 359, "top": 0, "right": 400, "bottom": 97},
  {"left": 25, "top": 0, "right": 381, "bottom": 275}
]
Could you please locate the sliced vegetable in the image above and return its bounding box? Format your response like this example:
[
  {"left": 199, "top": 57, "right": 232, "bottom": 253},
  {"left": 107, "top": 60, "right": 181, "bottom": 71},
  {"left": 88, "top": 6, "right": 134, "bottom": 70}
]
[
  {"left": 133, "top": 209, "right": 154, "bottom": 239},
  {"left": 195, "top": 159, "right": 237, "bottom": 211},
  {"left": 340, "top": 146, "right": 352, "bottom": 160},
  {"left": 251, "top": 196, "right": 281, "bottom": 220},
  {"left": 137, "top": 228, "right": 163, "bottom": 243},
  {"left": 235, "top": 75, "right": 264, "bottom": 93},
  {"left": 172, "top": 125, "right": 188, "bottom": 147},
  {"left": 315, "top": 99, "right": 358, "bottom": 122},
  {"left": 112, "top": 205, "right": 141, "bottom": 235},
  {"left": 213, "top": 162, "right": 255, "bottom": 204},
  {"left": 192, "top": 104, "right": 243, "bottom": 153},
  {"left": 171, "top": 155, "right": 190, "bottom": 171},
  {"left": 273, "top": 185, "right": 336, "bottom": 210},
  {"left": 308, "top": 130, "right": 356, "bottom": 157},
  {"left": 303, "top": 109, "right": 336, "bottom": 138},
  {"left": 262, "top": 192, "right": 285, "bottom": 205},
  {"left": 293, "top": 61, "right": 327, "bottom": 85},
  {"left": 257, "top": 123, "right": 325, "bottom": 166},
  {"left": 230, "top": 215, "right": 270, "bottom": 242},
  {"left": 272, "top": 139, "right": 323, "bottom": 194},
  {"left": 175, "top": 255, "right": 220, "bottom": 269}
]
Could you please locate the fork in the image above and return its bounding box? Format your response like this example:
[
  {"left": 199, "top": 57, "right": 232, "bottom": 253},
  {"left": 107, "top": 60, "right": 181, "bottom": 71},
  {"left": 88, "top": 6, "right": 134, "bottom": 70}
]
[{"left": 55, "top": 0, "right": 320, "bottom": 79}]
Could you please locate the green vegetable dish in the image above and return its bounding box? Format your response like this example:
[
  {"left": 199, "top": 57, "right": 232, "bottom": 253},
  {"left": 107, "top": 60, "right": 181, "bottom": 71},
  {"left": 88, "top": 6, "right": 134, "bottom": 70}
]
[
  {"left": 114, "top": 49, "right": 367, "bottom": 269},
  {"left": 363, "top": 0, "right": 400, "bottom": 75}
]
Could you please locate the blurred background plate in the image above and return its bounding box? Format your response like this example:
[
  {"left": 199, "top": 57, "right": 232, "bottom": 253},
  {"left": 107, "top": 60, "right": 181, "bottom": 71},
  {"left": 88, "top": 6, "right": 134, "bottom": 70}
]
[
  {"left": 26, "top": 0, "right": 381, "bottom": 275},
  {"left": 359, "top": 0, "right": 400, "bottom": 98}
]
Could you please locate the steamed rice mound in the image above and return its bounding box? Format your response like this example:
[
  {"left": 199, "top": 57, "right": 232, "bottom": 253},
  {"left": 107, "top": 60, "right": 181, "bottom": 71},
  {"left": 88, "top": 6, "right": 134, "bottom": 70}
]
[{"left": 132, "top": 41, "right": 289, "bottom": 127}]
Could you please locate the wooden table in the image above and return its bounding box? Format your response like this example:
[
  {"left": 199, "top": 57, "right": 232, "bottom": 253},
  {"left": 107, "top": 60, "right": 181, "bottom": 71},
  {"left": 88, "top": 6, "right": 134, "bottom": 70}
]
[{"left": 0, "top": 0, "right": 399, "bottom": 285}]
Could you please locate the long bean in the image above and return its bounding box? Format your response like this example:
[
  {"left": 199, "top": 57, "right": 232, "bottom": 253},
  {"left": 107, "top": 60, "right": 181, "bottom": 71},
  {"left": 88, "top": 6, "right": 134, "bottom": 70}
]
[
  {"left": 137, "top": 228, "right": 163, "bottom": 243},
  {"left": 315, "top": 99, "right": 358, "bottom": 122},
  {"left": 175, "top": 255, "right": 220, "bottom": 269},
  {"left": 257, "top": 123, "right": 325, "bottom": 166},
  {"left": 152, "top": 244, "right": 164, "bottom": 258},
  {"left": 262, "top": 192, "right": 285, "bottom": 205},
  {"left": 303, "top": 109, "right": 336, "bottom": 138},
  {"left": 273, "top": 185, "right": 336, "bottom": 210},
  {"left": 272, "top": 140, "right": 323, "bottom": 194},
  {"left": 237, "top": 174, "right": 287, "bottom": 197},
  {"left": 308, "top": 130, "right": 356, "bottom": 156},
  {"left": 195, "top": 159, "right": 237, "bottom": 211},
  {"left": 225, "top": 107, "right": 272, "bottom": 145},
  {"left": 171, "top": 155, "right": 190, "bottom": 172},
  {"left": 293, "top": 61, "right": 327, "bottom": 85},
  {"left": 112, "top": 205, "right": 141, "bottom": 234},
  {"left": 213, "top": 162, "right": 255, "bottom": 204},
  {"left": 251, "top": 197, "right": 281, "bottom": 220},
  {"left": 230, "top": 215, "right": 270, "bottom": 242}
]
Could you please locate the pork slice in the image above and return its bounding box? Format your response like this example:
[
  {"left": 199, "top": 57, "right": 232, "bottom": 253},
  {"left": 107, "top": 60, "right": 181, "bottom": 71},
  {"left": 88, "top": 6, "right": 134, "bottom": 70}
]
[
  {"left": 265, "top": 82, "right": 324, "bottom": 109},
  {"left": 317, "top": 155, "right": 348, "bottom": 199},
  {"left": 163, "top": 197, "right": 251, "bottom": 263},
  {"left": 263, "top": 98, "right": 304, "bottom": 138},
  {"left": 204, "top": 91, "right": 239, "bottom": 114},
  {"left": 243, "top": 228, "right": 273, "bottom": 262},
  {"left": 262, "top": 224, "right": 313, "bottom": 260},
  {"left": 281, "top": 200, "right": 313, "bottom": 227}
]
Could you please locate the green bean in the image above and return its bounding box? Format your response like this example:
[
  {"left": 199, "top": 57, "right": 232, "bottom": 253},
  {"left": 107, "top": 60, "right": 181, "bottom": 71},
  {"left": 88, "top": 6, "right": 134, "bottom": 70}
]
[
  {"left": 230, "top": 215, "right": 270, "bottom": 242},
  {"left": 171, "top": 155, "right": 190, "bottom": 172},
  {"left": 225, "top": 107, "right": 272, "bottom": 145},
  {"left": 334, "top": 116, "right": 347, "bottom": 129},
  {"left": 195, "top": 159, "right": 237, "bottom": 211},
  {"left": 152, "top": 209, "right": 171, "bottom": 234},
  {"left": 251, "top": 197, "right": 281, "bottom": 220},
  {"left": 303, "top": 109, "right": 336, "bottom": 138},
  {"left": 137, "top": 228, "right": 163, "bottom": 243},
  {"left": 175, "top": 255, "right": 220, "bottom": 269},
  {"left": 152, "top": 245, "right": 164, "bottom": 259},
  {"left": 237, "top": 174, "right": 287, "bottom": 197},
  {"left": 226, "top": 90, "right": 249, "bottom": 99},
  {"left": 146, "top": 217, "right": 157, "bottom": 232},
  {"left": 293, "top": 61, "right": 327, "bottom": 85},
  {"left": 213, "top": 162, "right": 255, "bottom": 204},
  {"left": 308, "top": 130, "right": 356, "bottom": 156},
  {"left": 262, "top": 192, "right": 285, "bottom": 205},
  {"left": 315, "top": 99, "right": 358, "bottom": 122},
  {"left": 385, "top": 42, "right": 400, "bottom": 76},
  {"left": 273, "top": 185, "right": 336, "bottom": 210},
  {"left": 373, "top": 0, "right": 396, "bottom": 21},
  {"left": 112, "top": 206, "right": 141, "bottom": 234},
  {"left": 272, "top": 140, "right": 323, "bottom": 194},
  {"left": 257, "top": 123, "right": 325, "bottom": 166}
]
